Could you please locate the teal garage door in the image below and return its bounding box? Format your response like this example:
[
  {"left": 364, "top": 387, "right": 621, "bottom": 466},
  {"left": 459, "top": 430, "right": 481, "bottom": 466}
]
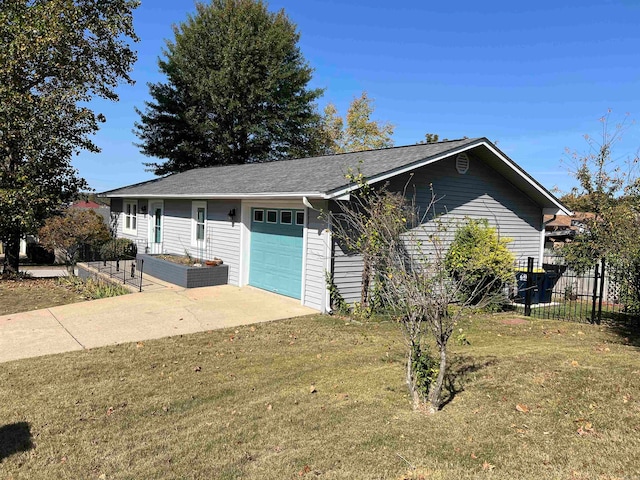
[{"left": 250, "top": 208, "right": 304, "bottom": 299}]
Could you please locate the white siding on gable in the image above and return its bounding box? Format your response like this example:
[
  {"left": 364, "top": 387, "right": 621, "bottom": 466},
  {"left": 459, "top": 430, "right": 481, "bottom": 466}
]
[{"left": 303, "top": 202, "right": 330, "bottom": 312}]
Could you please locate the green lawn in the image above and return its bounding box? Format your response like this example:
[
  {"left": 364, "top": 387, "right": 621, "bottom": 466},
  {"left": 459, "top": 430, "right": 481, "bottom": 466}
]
[{"left": 0, "top": 313, "right": 638, "bottom": 479}]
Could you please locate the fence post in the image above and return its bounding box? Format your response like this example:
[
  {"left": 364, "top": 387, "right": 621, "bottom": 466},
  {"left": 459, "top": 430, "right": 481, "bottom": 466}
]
[
  {"left": 597, "top": 259, "right": 606, "bottom": 325},
  {"left": 524, "top": 256, "right": 534, "bottom": 317},
  {"left": 139, "top": 259, "right": 144, "bottom": 293},
  {"left": 590, "top": 262, "right": 600, "bottom": 324}
]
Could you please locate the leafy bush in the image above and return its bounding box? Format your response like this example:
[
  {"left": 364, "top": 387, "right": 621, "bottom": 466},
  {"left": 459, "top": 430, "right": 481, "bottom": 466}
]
[
  {"left": 58, "top": 276, "right": 130, "bottom": 299},
  {"left": 99, "top": 238, "right": 137, "bottom": 260},
  {"left": 445, "top": 219, "right": 515, "bottom": 304},
  {"left": 38, "top": 209, "right": 110, "bottom": 268}
]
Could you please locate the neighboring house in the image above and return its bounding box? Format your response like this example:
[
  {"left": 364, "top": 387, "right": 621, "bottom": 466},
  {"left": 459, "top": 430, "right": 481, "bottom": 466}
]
[
  {"left": 101, "top": 137, "right": 570, "bottom": 312},
  {"left": 544, "top": 212, "right": 596, "bottom": 250}
]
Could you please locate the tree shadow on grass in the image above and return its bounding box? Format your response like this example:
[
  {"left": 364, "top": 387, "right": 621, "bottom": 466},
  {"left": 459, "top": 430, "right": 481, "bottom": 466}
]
[
  {"left": 599, "top": 311, "right": 640, "bottom": 348},
  {"left": 440, "top": 356, "right": 498, "bottom": 409},
  {"left": 0, "top": 422, "right": 33, "bottom": 461}
]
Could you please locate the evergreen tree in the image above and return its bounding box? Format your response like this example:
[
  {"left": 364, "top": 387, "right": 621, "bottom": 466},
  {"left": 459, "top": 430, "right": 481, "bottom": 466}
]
[{"left": 135, "top": 0, "right": 325, "bottom": 175}]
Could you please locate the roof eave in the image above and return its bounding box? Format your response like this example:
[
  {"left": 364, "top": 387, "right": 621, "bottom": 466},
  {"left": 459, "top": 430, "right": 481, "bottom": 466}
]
[
  {"left": 324, "top": 138, "right": 572, "bottom": 215},
  {"left": 100, "top": 192, "right": 327, "bottom": 200}
]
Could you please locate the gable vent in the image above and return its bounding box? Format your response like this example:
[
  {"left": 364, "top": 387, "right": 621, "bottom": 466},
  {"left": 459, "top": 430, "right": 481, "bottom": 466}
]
[{"left": 455, "top": 153, "right": 469, "bottom": 174}]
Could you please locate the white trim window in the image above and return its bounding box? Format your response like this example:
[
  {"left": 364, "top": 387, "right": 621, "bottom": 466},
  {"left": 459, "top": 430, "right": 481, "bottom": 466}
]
[
  {"left": 123, "top": 200, "right": 138, "bottom": 235},
  {"left": 192, "top": 201, "right": 207, "bottom": 245}
]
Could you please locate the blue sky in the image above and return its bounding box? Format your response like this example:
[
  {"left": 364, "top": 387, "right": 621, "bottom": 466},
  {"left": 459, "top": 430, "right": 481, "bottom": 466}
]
[{"left": 79, "top": 0, "right": 640, "bottom": 195}]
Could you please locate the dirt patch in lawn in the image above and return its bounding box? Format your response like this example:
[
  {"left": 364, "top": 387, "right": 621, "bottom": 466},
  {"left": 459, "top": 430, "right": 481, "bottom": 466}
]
[
  {"left": 500, "top": 318, "right": 529, "bottom": 325},
  {"left": 0, "top": 278, "right": 85, "bottom": 316}
]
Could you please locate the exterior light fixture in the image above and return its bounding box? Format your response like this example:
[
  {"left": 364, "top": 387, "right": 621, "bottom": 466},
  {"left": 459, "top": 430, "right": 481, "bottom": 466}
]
[{"left": 228, "top": 208, "right": 236, "bottom": 221}]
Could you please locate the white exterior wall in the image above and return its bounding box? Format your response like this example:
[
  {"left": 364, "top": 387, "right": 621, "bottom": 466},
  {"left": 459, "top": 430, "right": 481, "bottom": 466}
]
[{"left": 303, "top": 201, "right": 330, "bottom": 312}]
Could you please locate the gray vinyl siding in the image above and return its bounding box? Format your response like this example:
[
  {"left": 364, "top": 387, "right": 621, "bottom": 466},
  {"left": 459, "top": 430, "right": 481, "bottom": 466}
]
[
  {"left": 332, "top": 246, "right": 364, "bottom": 305},
  {"left": 303, "top": 202, "right": 329, "bottom": 311},
  {"left": 160, "top": 199, "right": 193, "bottom": 255},
  {"left": 387, "top": 153, "right": 542, "bottom": 262},
  {"left": 122, "top": 199, "right": 239, "bottom": 285},
  {"left": 331, "top": 153, "right": 543, "bottom": 305},
  {"left": 112, "top": 198, "right": 148, "bottom": 250},
  {"left": 206, "top": 200, "right": 241, "bottom": 286},
  {"left": 329, "top": 203, "right": 364, "bottom": 305}
]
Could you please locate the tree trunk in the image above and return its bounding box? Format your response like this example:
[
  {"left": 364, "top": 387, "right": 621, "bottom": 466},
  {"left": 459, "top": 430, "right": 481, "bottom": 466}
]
[
  {"left": 2, "top": 231, "right": 21, "bottom": 274},
  {"left": 406, "top": 348, "right": 423, "bottom": 410},
  {"left": 360, "top": 258, "right": 370, "bottom": 307},
  {"left": 427, "top": 342, "right": 448, "bottom": 414}
]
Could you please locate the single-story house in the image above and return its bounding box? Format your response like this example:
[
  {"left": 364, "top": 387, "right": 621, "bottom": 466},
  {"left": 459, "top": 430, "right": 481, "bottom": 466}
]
[{"left": 102, "top": 137, "right": 570, "bottom": 312}]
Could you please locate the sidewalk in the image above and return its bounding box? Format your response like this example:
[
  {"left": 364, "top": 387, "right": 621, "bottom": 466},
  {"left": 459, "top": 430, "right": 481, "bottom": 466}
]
[{"left": 0, "top": 284, "right": 317, "bottom": 363}]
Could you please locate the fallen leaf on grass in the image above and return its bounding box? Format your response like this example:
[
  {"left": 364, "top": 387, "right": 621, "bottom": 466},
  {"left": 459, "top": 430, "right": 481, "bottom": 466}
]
[
  {"left": 516, "top": 403, "right": 529, "bottom": 413},
  {"left": 571, "top": 360, "right": 579, "bottom": 367},
  {"left": 106, "top": 407, "right": 114, "bottom": 416},
  {"left": 470, "top": 453, "right": 478, "bottom": 459},
  {"left": 309, "top": 385, "right": 317, "bottom": 394},
  {"left": 267, "top": 404, "right": 273, "bottom": 411},
  {"left": 577, "top": 422, "right": 595, "bottom": 436},
  {"left": 136, "top": 342, "right": 144, "bottom": 348},
  {"left": 193, "top": 366, "right": 202, "bottom": 372},
  {"left": 299, "top": 465, "right": 311, "bottom": 476},
  {"left": 482, "top": 461, "right": 495, "bottom": 471}
]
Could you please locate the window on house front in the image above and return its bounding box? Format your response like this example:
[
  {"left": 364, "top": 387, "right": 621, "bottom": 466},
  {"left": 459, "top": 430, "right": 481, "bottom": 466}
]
[
  {"left": 253, "top": 209, "right": 264, "bottom": 222},
  {"left": 123, "top": 200, "right": 137, "bottom": 235},
  {"left": 296, "top": 211, "right": 305, "bottom": 226},
  {"left": 192, "top": 201, "right": 207, "bottom": 244},
  {"left": 266, "top": 210, "right": 277, "bottom": 223}
]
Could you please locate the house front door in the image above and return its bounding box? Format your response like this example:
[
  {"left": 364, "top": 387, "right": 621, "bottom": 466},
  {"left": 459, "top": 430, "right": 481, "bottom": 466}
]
[{"left": 149, "top": 201, "right": 163, "bottom": 254}]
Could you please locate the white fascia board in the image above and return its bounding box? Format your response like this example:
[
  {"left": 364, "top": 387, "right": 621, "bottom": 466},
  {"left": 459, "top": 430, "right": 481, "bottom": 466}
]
[
  {"left": 543, "top": 207, "right": 573, "bottom": 216},
  {"left": 102, "top": 192, "right": 326, "bottom": 200}
]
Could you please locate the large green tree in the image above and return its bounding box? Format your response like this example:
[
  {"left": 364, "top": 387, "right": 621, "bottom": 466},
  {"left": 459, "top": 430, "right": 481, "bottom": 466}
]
[
  {"left": 322, "top": 91, "right": 394, "bottom": 153},
  {"left": 561, "top": 112, "right": 640, "bottom": 314},
  {"left": 135, "top": 0, "right": 325, "bottom": 175},
  {"left": 0, "top": 0, "right": 138, "bottom": 274}
]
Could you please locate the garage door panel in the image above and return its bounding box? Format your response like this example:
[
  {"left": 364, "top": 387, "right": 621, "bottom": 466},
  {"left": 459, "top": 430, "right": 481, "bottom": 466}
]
[{"left": 250, "top": 208, "right": 303, "bottom": 299}]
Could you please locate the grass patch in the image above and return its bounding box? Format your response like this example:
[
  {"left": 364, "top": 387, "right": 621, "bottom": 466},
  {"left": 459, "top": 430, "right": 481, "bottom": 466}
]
[
  {"left": 0, "top": 277, "right": 85, "bottom": 315},
  {"left": 0, "top": 314, "right": 639, "bottom": 479},
  {"left": 0, "top": 276, "right": 130, "bottom": 316}
]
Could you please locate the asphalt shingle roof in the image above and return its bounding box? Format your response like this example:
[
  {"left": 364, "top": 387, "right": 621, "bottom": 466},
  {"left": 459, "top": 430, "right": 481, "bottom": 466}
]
[{"left": 102, "top": 138, "right": 481, "bottom": 198}]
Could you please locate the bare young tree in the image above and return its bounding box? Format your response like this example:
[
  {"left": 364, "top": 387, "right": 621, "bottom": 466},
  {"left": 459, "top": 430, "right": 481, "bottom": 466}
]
[{"left": 329, "top": 179, "right": 505, "bottom": 413}]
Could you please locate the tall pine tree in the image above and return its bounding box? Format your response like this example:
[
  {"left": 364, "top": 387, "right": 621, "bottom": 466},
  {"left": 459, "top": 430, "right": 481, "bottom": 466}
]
[{"left": 135, "top": 0, "right": 326, "bottom": 175}]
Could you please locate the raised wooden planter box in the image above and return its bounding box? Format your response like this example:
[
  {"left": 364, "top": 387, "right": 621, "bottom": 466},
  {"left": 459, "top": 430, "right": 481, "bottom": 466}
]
[{"left": 136, "top": 254, "right": 228, "bottom": 288}]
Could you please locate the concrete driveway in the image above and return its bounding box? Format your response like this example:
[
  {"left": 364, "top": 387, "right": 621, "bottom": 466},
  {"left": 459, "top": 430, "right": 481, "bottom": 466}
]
[{"left": 0, "top": 285, "right": 317, "bottom": 363}]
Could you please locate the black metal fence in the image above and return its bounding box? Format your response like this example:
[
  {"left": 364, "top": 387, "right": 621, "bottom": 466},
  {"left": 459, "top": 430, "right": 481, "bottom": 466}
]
[
  {"left": 78, "top": 242, "right": 144, "bottom": 292},
  {"left": 514, "top": 256, "right": 640, "bottom": 326}
]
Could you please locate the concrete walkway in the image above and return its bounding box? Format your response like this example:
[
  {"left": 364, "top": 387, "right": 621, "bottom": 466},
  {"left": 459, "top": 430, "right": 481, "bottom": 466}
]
[{"left": 0, "top": 285, "right": 317, "bottom": 363}]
